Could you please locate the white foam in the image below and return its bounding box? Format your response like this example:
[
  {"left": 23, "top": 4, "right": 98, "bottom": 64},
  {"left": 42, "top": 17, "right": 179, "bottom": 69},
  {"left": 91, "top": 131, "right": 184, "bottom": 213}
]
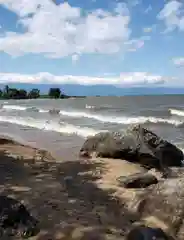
[
  {"left": 169, "top": 108, "right": 184, "bottom": 117},
  {"left": 1, "top": 105, "right": 183, "bottom": 127},
  {"left": 85, "top": 104, "right": 95, "bottom": 109},
  {"left": 59, "top": 110, "right": 182, "bottom": 126},
  {"left": 0, "top": 116, "right": 99, "bottom": 138},
  {"left": 2, "top": 105, "right": 27, "bottom": 111},
  {"left": 39, "top": 109, "right": 49, "bottom": 113},
  {"left": 2, "top": 105, "right": 49, "bottom": 113}
]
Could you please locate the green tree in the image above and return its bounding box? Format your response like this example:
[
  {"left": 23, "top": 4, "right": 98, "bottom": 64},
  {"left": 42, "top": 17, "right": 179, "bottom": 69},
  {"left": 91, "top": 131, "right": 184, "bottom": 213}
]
[
  {"left": 28, "top": 88, "right": 40, "bottom": 99},
  {"left": 3, "top": 85, "right": 9, "bottom": 99},
  {"left": 2, "top": 86, "right": 27, "bottom": 99},
  {"left": 7, "top": 88, "right": 18, "bottom": 99},
  {"left": 48, "top": 88, "right": 61, "bottom": 98},
  {"left": 18, "top": 89, "right": 27, "bottom": 99},
  {"left": 0, "top": 89, "right": 3, "bottom": 98},
  {"left": 4, "top": 85, "right": 9, "bottom": 94}
]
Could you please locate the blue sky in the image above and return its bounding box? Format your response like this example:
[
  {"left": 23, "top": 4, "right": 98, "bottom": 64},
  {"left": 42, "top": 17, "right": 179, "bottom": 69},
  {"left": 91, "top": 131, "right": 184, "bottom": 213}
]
[{"left": 0, "top": 0, "right": 184, "bottom": 87}]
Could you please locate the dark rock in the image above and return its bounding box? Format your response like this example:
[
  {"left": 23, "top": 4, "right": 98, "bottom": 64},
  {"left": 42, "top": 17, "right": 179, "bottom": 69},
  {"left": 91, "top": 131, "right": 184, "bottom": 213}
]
[
  {"left": 117, "top": 173, "right": 158, "bottom": 188},
  {"left": 126, "top": 226, "right": 174, "bottom": 240},
  {"left": 49, "top": 109, "right": 60, "bottom": 114},
  {"left": 137, "top": 178, "right": 184, "bottom": 239},
  {"left": 0, "top": 196, "right": 39, "bottom": 238},
  {"left": 79, "top": 125, "right": 183, "bottom": 171}
]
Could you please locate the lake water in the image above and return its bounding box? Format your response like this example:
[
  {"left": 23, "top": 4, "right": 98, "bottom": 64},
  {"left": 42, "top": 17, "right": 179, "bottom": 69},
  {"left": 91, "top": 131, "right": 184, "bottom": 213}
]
[{"left": 0, "top": 95, "right": 184, "bottom": 159}]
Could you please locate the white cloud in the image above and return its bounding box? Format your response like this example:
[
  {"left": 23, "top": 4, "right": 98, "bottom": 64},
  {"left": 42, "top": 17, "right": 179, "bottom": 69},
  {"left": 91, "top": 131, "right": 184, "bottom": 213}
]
[
  {"left": 0, "top": 72, "right": 166, "bottom": 86},
  {"left": 173, "top": 57, "right": 184, "bottom": 66},
  {"left": 119, "top": 72, "right": 165, "bottom": 85},
  {"left": 158, "top": 0, "right": 184, "bottom": 32},
  {"left": 143, "top": 27, "right": 152, "bottom": 33},
  {"left": 144, "top": 5, "right": 152, "bottom": 14},
  {"left": 126, "top": 0, "right": 142, "bottom": 7},
  {"left": 142, "top": 24, "right": 157, "bottom": 34},
  {"left": 0, "top": 0, "right": 132, "bottom": 58},
  {"left": 71, "top": 54, "right": 79, "bottom": 63},
  {"left": 125, "top": 36, "right": 150, "bottom": 52}
]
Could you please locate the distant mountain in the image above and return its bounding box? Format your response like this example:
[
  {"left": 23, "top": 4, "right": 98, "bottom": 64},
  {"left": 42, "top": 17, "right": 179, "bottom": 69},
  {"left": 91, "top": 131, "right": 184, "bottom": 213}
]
[{"left": 0, "top": 83, "right": 183, "bottom": 96}]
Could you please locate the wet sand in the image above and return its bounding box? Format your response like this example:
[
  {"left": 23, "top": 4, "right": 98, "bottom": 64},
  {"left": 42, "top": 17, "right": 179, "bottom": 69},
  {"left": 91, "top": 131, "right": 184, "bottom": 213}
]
[{"left": 0, "top": 137, "right": 146, "bottom": 240}]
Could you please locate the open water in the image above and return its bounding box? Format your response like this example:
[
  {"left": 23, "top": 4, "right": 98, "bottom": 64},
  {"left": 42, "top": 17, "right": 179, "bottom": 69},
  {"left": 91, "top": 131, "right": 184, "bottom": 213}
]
[{"left": 0, "top": 95, "right": 184, "bottom": 159}]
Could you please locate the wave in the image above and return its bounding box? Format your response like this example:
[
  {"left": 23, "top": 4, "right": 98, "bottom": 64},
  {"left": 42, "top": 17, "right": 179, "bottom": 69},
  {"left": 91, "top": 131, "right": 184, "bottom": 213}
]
[
  {"left": 2, "top": 105, "right": 27, "bottom": 111},
  {"left": 169, "top": 108, "right": 184, "bottom": 117},
  {"left": 85, "top": 104, "right": 95, "bottom": 109},
  {"left": 1, "top": 105, "right": 183, "bottom": 127},
  {"left": 2, "top": 105, "right": 41, "bottom": 112},
  {"left": 0, "top": 116, "right": 99, "bottom": 138},
  {"left": 59, "top": 110, "right": 182, "bottom": 126},
  {"left": 2, "top": 104, "right": 58, "bottom": 114},
  {"left": 85, "top": 104, "right": 115, "bottom": 111},
  {"left": 39, "top": 109, "right": 49, "bottom": 113}
]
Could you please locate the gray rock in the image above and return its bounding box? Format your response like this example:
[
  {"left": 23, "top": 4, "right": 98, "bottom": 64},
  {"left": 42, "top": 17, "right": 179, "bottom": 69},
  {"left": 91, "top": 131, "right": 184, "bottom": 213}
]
[
  {"left": 0, "top": 196, "right": 39, "bottom": 238},
  {"left": 79, "top": 125, "right": 183, "bottom": 172},
  {"left": 117, "top": 173, "right": 158, "bottom": 188},
  {"left": 49, "top": 109, "right": 60, "bottom": 114},
  {"left": 137, "top": 178, "right": 184, "bottom": 239},
  {"left": 166, "top": 167, "right": 184, "bottom": 178}
]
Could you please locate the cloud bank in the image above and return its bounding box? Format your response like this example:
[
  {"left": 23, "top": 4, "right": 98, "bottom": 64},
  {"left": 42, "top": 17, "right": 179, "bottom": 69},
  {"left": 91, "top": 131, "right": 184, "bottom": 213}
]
[
  {"left": 0, "top": 0, "right": 140, "bottom": 58},
  {"left": 0, "top": 72, "right": 166, "bottom": 86}
]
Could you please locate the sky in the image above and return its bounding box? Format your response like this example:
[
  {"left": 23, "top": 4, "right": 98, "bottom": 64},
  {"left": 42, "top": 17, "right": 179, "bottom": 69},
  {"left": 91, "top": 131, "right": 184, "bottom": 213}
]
[{"left": 0, "top": 0, "right": 184, "bottom": 88}]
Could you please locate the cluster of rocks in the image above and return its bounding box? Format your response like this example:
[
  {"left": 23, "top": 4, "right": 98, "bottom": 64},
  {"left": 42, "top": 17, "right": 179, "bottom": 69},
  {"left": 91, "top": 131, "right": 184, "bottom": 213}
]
[
  {"left": 80, "top": 124, "right": 184, "bottom": 240},
  {"left": 2, "top": 124, "right": 184, "bottom": 239},
  {"left": 0, "top": 196, "right": 39, "bottom": 238}
]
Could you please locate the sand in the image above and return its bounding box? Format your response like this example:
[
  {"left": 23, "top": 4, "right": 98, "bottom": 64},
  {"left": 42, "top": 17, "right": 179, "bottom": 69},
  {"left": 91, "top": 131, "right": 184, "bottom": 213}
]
[{"left": 0, "top": 137, "right": 146, "bottom": 240}]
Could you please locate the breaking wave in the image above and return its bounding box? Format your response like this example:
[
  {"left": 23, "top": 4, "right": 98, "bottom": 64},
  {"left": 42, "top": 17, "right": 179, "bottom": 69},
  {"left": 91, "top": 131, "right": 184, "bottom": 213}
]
[
  {"left": 169, "top": 108, "right": 184, "bottom": 117},
  {"left": 2, "top": 105, "right": 28, "bottom": 111},
  {"left": 2, "top": 104, "right": 53, "bottom": 113},
  {"left": 0, "top": 116, "right": 99, "bottom": 138},
  {"left": 59, "top": 110, "right": 183, "bottom": 126},
  {"left": 1, "top": 104, "right": 184, "bottom": 127}
]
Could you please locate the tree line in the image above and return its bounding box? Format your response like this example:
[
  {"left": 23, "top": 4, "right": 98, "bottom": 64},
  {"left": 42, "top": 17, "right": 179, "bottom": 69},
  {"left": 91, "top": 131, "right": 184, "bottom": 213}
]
[{"left": 0, "top": 85, "right": 69, "bottom": 99}]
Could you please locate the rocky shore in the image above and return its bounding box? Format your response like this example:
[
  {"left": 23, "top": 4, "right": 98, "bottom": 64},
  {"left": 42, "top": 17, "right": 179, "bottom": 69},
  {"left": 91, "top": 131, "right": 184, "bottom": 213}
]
[{"left": 0, "top": 124, "right": 184, "bottom": 239}]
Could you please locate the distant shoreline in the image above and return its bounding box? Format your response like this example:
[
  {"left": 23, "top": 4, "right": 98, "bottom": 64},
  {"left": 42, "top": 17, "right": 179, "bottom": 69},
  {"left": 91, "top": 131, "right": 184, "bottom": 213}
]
[
  {"left": 0, "top": 84, "right": 87, "bottom": 100},
  {"left": 1, "top": 94, "right": 184, "bottom": 100}
]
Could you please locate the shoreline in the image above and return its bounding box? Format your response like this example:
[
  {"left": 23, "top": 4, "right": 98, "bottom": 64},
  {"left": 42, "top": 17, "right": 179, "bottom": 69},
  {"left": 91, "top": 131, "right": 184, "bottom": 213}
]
[
  {"left": 0, "top": 135, "right": 147, "bottom": 239},
  {"left": 0, "top": 134, "right": 56, "bottom": 159},
  {"left": 1, "top": 132, "right": 184, "bottom": 239}
]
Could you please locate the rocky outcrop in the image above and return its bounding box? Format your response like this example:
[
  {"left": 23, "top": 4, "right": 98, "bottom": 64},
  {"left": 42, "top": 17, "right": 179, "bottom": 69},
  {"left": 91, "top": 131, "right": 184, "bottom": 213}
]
[
  {"left": 79, "top": 125, "right": 183, "bottom": 172},
  {"left": 0, "top": 196, "right": 39, "bottom": 238},
  {"left": 134, "top": 178, "right": 184, "bottom": 239},
  {"left": 117, "top": 173, "right": 158, "bottom": 188}
]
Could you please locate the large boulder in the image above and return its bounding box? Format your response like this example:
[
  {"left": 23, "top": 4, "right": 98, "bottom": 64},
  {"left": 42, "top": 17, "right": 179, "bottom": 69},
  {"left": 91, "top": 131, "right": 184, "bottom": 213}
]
[
  {"left": 0, "top": 196, "right": 39, "bottom": 238},
  {"left": 136, "top": 178, "right": 184, "bottom": 239},
  {"left": 79, "top": 125, "right": 183, "bottom": 171}
]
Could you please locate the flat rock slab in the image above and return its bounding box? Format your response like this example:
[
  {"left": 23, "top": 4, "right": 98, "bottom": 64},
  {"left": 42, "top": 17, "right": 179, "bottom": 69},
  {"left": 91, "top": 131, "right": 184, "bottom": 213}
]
[{"left": 117, "top": 173, "right": 158, "bottom": 189}]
